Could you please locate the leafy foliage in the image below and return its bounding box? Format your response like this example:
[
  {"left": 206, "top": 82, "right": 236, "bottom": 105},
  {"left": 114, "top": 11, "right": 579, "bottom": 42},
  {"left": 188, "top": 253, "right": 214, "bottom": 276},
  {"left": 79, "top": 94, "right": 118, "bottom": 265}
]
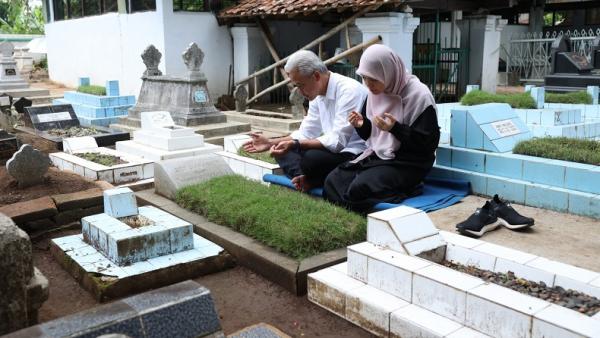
[{"left": 0, "top": 0, "right": 44, "bottom": 34}]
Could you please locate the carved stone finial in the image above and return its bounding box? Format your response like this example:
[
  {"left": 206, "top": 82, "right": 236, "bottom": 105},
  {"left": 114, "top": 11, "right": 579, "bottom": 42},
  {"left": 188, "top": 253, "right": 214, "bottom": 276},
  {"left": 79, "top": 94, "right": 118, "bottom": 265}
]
[
  {"left": 141, "top": 45, "right": 162, "bottom": 77},
  {"left": 289, "top": 87, "right": 305, "bottom": 119},
  {"left": 182, "top": 43, "right": 204, "bottom": 74},
  {"left": 234, "top": 85, "right": 248, "bottom": 112}
]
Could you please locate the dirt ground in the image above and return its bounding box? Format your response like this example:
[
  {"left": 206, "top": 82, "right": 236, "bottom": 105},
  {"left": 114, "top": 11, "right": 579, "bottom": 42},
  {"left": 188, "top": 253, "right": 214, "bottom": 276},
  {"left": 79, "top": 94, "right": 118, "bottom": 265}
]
[
  {"left": 1, "top": 131, "right": 98, "bottom": 206},
  {"left": 33, "top": 228, "right": 373, "bottom": 337}
]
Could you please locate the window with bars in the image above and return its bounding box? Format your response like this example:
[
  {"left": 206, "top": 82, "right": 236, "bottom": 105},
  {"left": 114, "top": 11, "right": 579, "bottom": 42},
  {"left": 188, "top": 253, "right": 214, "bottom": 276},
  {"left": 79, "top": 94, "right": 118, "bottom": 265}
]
[{"left": 51, "top": 0, "right": 155, "bottom": 21}]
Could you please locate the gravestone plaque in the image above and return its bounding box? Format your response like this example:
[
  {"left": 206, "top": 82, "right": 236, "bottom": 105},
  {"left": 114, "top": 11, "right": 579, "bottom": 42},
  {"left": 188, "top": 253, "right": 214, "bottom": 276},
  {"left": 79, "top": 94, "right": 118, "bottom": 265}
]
[
  {"left": 194, "top": 90, "right": 207, "bottom": 103},
  {"left": 0, "top": 129, "right": 18, "bottom": 159},
  {"left": 141, "top": 110, "right": 175, "bottom": 129},
  {"left": 23, "top": 104, "right": 79, "bottom": 131},
  {"left": 491, "top": 119, "right": 520, "bottom": 137},
  {"left": 5, "top": 69, "right": 15, "bottom": 76},
  {"left": 6, "top": 144, "right": 50, "bottom": 188},
  {"left": 154, "top": 153, "right": 232, "bottom": 199}
]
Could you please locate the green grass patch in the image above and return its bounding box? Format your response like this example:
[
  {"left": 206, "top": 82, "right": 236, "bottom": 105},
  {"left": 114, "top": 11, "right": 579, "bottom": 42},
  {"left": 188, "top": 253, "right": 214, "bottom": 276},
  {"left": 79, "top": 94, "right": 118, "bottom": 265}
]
[
  {"left": 176, "top": 175, "right": 366, "bottom": 260},
  {"left": 460, "top": 90, "right": 536, "bottom": 109},
  {"left": 513, "top": 137, "right": 600, "bottom": 165},
  {"left": 237, "top": 148, "right": 278, "bottom": 164},
  {"left": 77, "top": 85, "right": 106, "bottom": 96},
  {"left": 545, "top": 91, "right": 592, "bottom": 104}
]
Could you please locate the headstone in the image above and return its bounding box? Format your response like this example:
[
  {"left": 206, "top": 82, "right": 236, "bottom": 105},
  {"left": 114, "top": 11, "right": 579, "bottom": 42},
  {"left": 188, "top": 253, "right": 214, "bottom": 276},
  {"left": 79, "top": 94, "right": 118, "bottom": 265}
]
[
  {"left": 182, "top": 42, "right": 205, "bottom": 80},
  {"left": 289, "top": 87, "right": 305, "bottom": 119},
  {"left": 524, "top": 84, "right": 536, "bottom": 92},
  {"left": 545, "top": 35, "right": 600, "bottom": 91},
  {"left": 106, "top": 80, "right": 119, "bottom": 96},
  {"left": 0, "top": 213, "right": 49, "bottom": 335},
  {"left": 141, "top": 45, "right": 162, "bottom": 77},
  {"left": 466, "top": 85, "right": 479, "bottom": 93},
  {"left": 78, "top": 77, "right": 90, "bottom": 87},
  {"left": 234, "top": 85, "right": 248, "bottom": 112},
  {"left": 125, "top": 43, "right": 225, "bottom": 127},
  {"left": 12, "top": 97, "right": 31, "bottom": 116},
  {"left": 0, "top": 42, "right": 29, "bottom": 91},
  {"left": 23, "top": 104, "right": 79, "bottom": 130},
  {"left": 450, "top": 103, "right": 531, "bottom": 152},
  {"left": 530, "top": 86, "right": 545, "bottom": 109},
  {"left": 62, "top": 136, "right": 99, "bottom": 154},
  {"left": 0, "top": 129, "right": 18, "bottom": 159},
  {"left": 6, "top": 144, "right": 50, "bottom": 188},
  {"left": 587, "top": 85, "right": 599, "bottom": 105},
  {"left": 154, "top": 153, "right": 233, "bottom": 199},
  {"left": 103, "top": 187, "right": 138, "bottom": 218}
]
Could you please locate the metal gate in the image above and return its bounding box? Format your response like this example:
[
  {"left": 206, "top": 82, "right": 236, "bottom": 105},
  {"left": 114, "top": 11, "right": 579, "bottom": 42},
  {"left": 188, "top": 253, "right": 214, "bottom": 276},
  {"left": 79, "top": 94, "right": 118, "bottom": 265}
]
[
  {"left": 413, "top": 16, "right": 468, "bottom": 103},
  {"left": 507, "top": 29, "right": 600, "bottom": 83}
]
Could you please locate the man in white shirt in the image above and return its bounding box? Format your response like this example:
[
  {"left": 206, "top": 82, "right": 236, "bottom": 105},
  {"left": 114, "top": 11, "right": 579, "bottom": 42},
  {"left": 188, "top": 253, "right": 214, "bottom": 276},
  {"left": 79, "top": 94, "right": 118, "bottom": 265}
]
[{"left": 243, "top": 50, "right": 368, "bottom": 191}]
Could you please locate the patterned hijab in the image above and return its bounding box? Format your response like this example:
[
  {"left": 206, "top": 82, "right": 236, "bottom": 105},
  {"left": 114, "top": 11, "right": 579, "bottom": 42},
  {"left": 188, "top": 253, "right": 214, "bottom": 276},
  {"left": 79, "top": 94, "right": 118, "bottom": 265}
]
[{"left": 355, "top": 44, "right": 435, "bottom": 160}]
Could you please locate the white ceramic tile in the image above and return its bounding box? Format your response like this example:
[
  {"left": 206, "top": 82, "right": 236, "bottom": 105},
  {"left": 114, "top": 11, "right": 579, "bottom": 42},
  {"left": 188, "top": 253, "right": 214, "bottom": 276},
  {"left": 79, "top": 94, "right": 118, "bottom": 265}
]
[
  {"left": 390, "top": 304, "right": 462, "bottom": 338},
  {"left": 368, "top": 205, "right": 422, "bottom": 221},
  {"left": 527, "top": 257, "right": 600, "bottom": 284},
  {"left": 445, "top": 244, "right": 497, "bottom": 271},
  {"left": 369, "top": 248, "right": 432, "bottom": 272},
  {"left": 84, "top": 167, "right": 98, "bottom": 180},
  {"left": 330, "top": 262, "right": 348, "bottom": 274},
  {"left": 82, "top": 260, "right": 128, "bottom": 279},
  {"left": 590, "top": 276, "right": 600, "bottom": 288},
  {"left": 244, "top": 162, "right": 263, "bottom": 181},
  {"left": 404, "top": 233, "right": 446, "bottom": 256},
  {"left": 532, "top": 304, "right": 600, "bottom": 338},
  {"left": 474, "top": 242, "right": 538, "bottom": 265},
  {"left": 193, "top": 235, "right": 215, "bottom": 248},
  {"left": 52, "top": 234, "right": 85, "bottom": 247},
  {"left": 412, "top": 265, "right": 484, "bottom": 324},
  {"left": 367, "top": 255, "right": 413, "bottom": 302},
  {"left": 120, "top": 260, "right": 155, "bottom": 276},
  {"left": 466, "top": 283, "right": 549, "bottom": 338},
  {"left": 228, "top": 157, "right": 245, "bottom": 176},
  {"left": 98, "top": 170, "right": 114, "bottom": 183},
  {"left": 71, "top": 252, "right": 106, "bottom": 265},
  {"left": 197, "top": 244, "right": 223, "bottom": 257},
  {"left": 593, "top": 312, "right": 600, "bottom": 322},
  {"left": 147, "top": 255, "right": 178, "bottom": 269},
  {"left": 347, "top": 242, "right": 381, "bottom": 283},
  {"left": 494, "top": 258, "right": 555, "bottom": 286},
  {"left": 366, "top": 218, "right": 405, "bottom": 253},
  {"left": 308, "top": 267, "right": 366, "bottom": 317},
  {"left": 439, "top": 230, "right": 484, "bottom": 249},
  {"left": 446, "top": 327, "right": 492, "bottom": 338},
  {"left": 345, "top": 284, "right": 409, "bottom": 336},
  {"left": 168, "top": 248, "right": 206, "bottom": 264}
]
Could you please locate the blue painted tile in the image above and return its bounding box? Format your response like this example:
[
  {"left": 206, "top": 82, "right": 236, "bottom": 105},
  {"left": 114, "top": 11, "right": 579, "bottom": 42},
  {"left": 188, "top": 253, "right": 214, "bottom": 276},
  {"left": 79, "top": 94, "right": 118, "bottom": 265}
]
[
  {"left": 435, "top": 147, "right": 451, "bottom": 166},
  {"left": 106, "top": 80, "right": 120, "bottom": 96},
  {"left": 428, "top": 165, "right": 454, "bottom": 179},
  {"left": 525, "top": 184, "right": 569, "bottom": 212},
  {"left": 485, "top": 153, "right": 523, "bottom": 179},
  {"left": 78, "top": 77, "right": 90, "bottom": 87},
  {"left": 491, "top": 136, "right": 517, "bottom": 153},
  {"left": 487, "top": 177, "right": 525, "bottom": 204},
  {"left": 522, "top": 159, "right": 565, "bottom": 187},
  {"left": 468, "top": 103, "right": 514, "bottom": 125},
  {"left": 589, "top": 196, "right": 600, "bottom": 219},
  {"left": 568, "top": 191, "right": 595, "bottom": 217},
  {"left": 104, "top": 188, "right": 138, "bottom": 218},
  {"left": 451, "top": 148, "right": 485, "bottom": 172},
  {"left": 451, "top": 109, "right": 467, "bottom": 147},
  {"left": 466, "top": 114, "right": 484, "bottom": 150},
  {"left": 530, "top": 87, "right": 545, "bottom": 109},
  {"left": 564, "top": 166, "right": 600, "bottom": 194},
  {"left": 451, "top": 169, "right": 487, "bottom": 194},
  {"left": 483, "top": 137, "right": 497, "bottom": 152}
]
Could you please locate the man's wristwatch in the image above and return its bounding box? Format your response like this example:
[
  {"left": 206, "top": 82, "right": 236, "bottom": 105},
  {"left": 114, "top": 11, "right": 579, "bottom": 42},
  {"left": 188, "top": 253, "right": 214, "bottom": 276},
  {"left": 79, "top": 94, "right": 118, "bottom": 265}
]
[{"left": 293, "top": 139, "right": 300, "bottom": 151}]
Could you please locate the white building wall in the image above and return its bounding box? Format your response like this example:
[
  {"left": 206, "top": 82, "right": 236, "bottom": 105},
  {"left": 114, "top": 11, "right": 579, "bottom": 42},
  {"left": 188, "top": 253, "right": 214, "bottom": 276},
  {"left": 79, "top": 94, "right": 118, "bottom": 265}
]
[
  {"left": 161, "top": 0, "right": 233, "bottom": 98},
  {"left": 45, "top": 11, "right": 165, "bottom": 96}
]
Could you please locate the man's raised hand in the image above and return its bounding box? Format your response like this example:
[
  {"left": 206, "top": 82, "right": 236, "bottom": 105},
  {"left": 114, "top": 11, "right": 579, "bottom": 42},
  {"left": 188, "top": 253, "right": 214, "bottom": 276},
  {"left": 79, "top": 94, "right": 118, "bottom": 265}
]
[
  {"left": 348, "top": 111, "right": 364, "bottom": 128},
  {"left": 242, "top": 132, "right": 271, "bottom": 153}
]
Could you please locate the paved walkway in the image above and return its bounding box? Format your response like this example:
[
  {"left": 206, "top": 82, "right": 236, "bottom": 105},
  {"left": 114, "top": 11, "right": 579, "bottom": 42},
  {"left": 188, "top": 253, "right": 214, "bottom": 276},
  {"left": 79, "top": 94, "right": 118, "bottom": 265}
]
[{"left": 429, "top": 194, "right": 600, "bottom": 271}]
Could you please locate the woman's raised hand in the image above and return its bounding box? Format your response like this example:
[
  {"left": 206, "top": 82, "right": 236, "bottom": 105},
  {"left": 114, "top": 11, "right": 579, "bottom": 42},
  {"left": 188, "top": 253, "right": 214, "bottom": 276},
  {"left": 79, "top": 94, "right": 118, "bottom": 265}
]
[
  {"left": 374, "top": 113, "right": 396, "bottom": 131},
  {"left": 348, "top": 111, "right": 364, "bottom": 128}
]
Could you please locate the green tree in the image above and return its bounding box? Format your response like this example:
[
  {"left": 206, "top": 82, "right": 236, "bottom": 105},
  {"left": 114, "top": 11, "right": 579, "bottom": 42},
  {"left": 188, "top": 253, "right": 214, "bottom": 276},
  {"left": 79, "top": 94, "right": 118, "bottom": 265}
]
[{"left": 0, "top": 0, "right": 45, "bottom": 34}]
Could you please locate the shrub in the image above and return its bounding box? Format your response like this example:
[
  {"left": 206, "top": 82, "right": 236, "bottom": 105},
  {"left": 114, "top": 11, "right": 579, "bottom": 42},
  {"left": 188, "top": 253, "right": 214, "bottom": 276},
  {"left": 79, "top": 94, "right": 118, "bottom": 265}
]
[
  {"left": 176, "top": 175, "right": 366, "bottom": 260},
  {"left": 513, "top": 137, "right": 600, "bottom": 165},
  {"left": 460, "top": 90, "right": 536, "bottom": 109},
  {"left": 77, "top": 85, "right": 106, "bottom": 96}
]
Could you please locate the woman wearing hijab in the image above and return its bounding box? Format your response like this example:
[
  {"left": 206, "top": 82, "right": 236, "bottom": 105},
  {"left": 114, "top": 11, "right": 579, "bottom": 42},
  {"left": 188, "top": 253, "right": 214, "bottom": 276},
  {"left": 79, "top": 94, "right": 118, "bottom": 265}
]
[{"left": 323, "top": 44, "right": 440, "bottom": 213}]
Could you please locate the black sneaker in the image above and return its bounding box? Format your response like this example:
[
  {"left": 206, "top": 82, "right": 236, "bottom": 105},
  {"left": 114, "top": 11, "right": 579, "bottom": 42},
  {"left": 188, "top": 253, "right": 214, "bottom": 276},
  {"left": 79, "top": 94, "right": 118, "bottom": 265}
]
[
  {"left": 490, "top": 194, "right": 534, "bottom": 230},
  {"left": 456, "top": 201, "right": 501, "bottom": 238}
]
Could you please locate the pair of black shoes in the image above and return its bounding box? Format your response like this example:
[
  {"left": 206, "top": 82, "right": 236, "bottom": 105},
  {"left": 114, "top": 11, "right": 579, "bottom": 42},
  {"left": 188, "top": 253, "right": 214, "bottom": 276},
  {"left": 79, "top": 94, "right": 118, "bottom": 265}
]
[{"left": 456, "top": 195, "right": 535, "bottom": 238}]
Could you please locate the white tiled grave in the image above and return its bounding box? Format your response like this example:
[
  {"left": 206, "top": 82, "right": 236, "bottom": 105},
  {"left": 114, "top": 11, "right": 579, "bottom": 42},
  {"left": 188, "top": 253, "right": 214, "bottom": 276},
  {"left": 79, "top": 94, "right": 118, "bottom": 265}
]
[
  {"left": 217, "top": 134, "right": 283, "bottom": 182},
  {"left": 308, "top": 206, "right": 600, "bottom": 338},
  {"left": 116, "top": 111, "right": 222, "bottom": 161},
  {"left": 52, "top": 187, "right": 223, "bottom": 279},
  {"left": 49, "top": 136, "right": 153, "bottom": 184}
]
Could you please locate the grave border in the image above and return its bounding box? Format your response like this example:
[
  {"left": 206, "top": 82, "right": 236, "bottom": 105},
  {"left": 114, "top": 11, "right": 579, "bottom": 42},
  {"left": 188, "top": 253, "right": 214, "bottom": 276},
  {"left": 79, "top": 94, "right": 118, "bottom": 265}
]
[
  {"left": 15, "top": 125, "right": 130, "bottom": 150},
  {"left": 135, "top": 189, "right": 347, "bottom": 295}
]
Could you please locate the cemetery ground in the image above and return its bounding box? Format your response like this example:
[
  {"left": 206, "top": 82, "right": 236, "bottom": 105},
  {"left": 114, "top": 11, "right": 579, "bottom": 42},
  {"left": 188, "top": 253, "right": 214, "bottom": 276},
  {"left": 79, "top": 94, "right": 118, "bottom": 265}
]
[{"left": 26, "top": 188, "right": 600, "bottom": 337}]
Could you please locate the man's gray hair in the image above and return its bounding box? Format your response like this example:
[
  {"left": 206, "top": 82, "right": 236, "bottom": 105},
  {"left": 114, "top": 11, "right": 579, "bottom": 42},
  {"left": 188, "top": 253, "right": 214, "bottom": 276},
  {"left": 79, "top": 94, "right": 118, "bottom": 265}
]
[{"left": 284, "top": 50, "right": 328, "bottom": 76}]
